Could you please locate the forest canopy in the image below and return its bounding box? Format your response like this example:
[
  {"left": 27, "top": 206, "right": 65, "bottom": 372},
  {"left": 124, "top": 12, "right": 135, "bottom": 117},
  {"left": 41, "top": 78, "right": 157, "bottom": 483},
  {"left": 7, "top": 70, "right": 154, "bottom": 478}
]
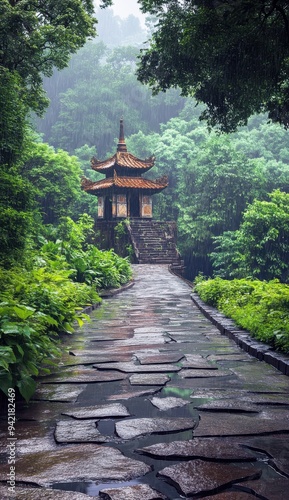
[{"left": 133, "top": 0, "right": 289, "bottom": 132}]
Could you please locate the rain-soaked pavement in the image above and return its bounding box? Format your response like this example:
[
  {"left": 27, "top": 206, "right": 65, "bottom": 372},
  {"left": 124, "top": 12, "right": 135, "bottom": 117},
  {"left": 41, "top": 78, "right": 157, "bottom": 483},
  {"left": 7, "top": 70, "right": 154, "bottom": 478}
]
[{"left": 1, "top": 264, "right": 289, "bottom": 499}]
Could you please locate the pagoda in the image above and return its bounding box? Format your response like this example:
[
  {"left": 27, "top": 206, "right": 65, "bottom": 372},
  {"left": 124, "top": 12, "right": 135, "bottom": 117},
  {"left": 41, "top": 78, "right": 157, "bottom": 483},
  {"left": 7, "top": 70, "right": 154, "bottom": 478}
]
[{"left": 81, "top": 119, "right": 168, "bottom": 219}]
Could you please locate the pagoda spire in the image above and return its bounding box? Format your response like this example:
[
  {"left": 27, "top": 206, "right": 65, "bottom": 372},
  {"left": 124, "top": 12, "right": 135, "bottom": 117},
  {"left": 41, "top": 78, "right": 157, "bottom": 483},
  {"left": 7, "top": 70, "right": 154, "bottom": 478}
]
[{"left": 117, "top": 118, "right": 127, "bottom": 152}]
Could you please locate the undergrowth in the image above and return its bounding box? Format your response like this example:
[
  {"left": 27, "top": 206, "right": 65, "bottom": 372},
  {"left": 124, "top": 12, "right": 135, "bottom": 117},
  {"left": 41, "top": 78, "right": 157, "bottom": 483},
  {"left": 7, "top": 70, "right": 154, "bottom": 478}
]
[{"left": 194, "top": 277, "right": 289, "bottom": 354}]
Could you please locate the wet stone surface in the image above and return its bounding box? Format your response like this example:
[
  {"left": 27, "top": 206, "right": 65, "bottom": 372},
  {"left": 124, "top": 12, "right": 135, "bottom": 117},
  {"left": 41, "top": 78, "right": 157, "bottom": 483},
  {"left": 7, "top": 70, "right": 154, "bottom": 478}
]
[
  {"left": 150, "top": 396, "right": 189, "bottom": 411},
  {"left": 5, "top": 444, "right": 151, "bottom": 486},
  {"left": 54, "top": 420, "right": 116, "bottom": 444},
  {"left": 158, "top": 460, "right": 261, "bottom": 496},
  {"left": 0, "top": 487, "right": 94, "bottom": 500},
  {"left": 115, "top": 417, "right": 197, "bottom": 439},
  {"left": 1, "top": 264, "right": 289, "bottom": 499},
  {"left": 99, "top": 483, "right": 166, "bottom": 499},
  {"left": 137, "top": 437, "right": 258, "bottom": 461},
  {"left": 61, "top": 403, "right": 130, "bottom": 419}
]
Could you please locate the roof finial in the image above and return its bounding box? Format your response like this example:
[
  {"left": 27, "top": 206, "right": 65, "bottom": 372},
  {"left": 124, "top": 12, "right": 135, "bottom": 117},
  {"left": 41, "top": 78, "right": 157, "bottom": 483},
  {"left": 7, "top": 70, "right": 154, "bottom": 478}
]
[{"left": 117, "top": 118, "right": 127, "bottom": 152}]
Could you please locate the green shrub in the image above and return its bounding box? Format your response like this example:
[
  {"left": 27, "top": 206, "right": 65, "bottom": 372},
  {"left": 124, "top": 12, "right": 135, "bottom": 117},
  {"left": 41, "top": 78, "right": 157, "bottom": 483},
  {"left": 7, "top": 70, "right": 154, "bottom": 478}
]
[{"left": 195, "top": 278, "right": 289, "bottom": 353}]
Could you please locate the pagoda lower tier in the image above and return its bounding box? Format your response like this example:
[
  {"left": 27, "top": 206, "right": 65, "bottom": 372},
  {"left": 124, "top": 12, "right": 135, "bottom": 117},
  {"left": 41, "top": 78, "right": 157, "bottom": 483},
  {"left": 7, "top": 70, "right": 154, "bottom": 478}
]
[{"left": 81, "top": 174, "right": 168, "bottom": 219}]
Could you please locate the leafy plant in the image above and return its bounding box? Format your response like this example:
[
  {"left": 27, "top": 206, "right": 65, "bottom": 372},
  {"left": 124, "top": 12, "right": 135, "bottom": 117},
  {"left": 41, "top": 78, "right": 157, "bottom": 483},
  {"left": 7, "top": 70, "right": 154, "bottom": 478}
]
[{"left": 195, "top": 278, "right": 289, "bottom": 353}]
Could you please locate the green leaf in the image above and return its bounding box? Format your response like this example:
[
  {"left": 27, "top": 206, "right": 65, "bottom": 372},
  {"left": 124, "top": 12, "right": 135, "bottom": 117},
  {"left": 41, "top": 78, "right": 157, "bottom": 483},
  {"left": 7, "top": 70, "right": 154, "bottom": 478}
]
[
  {"left": 13, "top": 305, "right": 35, "bottom": 320},
  {"left": 16, "top": 376, "right": 37, "bottom": 403}
]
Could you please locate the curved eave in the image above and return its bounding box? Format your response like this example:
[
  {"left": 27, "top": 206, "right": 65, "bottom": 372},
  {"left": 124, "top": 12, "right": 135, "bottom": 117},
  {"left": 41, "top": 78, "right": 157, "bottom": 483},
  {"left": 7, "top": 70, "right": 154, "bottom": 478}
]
[
  {"left": 81, "top": 176, "right": 168, "bottom": 197},
  {"left": 91, "top": 152, "right": 155, "bottom": 173}
]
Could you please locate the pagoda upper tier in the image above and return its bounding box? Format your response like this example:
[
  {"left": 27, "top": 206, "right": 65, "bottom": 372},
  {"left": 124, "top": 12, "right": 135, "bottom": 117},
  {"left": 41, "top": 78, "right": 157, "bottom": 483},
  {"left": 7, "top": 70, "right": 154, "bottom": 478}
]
[{"left": 91, "top": 119, "right": 155, "bottom": 176}]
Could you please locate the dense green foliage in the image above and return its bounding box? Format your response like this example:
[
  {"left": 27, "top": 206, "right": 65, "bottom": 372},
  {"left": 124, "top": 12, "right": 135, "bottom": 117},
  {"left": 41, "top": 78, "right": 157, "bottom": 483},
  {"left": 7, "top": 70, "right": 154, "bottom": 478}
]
[
  {"left": 136, "top": 0, "right": 289, "bottom": 132},
  {"left": 37, "top": 40, "right": 185, "bottom": 156},
  {"left": 127, "top": 109, "right": 289, "bottom": 279},
  {"left": 195, "top": 277, "right": 289, "bottom": 354},
  {"left": 0, "top": 215, "right": 132, "bottom": 401},
  {"left": 0, "top": 0, "right": 96, "bottom": 167},
  {"left": 211, "top": 191, "right": 289, "bottom": 283}
]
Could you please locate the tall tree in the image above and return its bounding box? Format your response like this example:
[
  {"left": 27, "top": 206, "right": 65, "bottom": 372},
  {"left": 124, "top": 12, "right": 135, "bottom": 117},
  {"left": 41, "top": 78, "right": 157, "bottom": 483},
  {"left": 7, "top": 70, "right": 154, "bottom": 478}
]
[
  {"left": 135, "top": 0, "right": 289, "bottom": 132},
  {"left": 0, "top": 0, "right": 96, "bottom": 166}
]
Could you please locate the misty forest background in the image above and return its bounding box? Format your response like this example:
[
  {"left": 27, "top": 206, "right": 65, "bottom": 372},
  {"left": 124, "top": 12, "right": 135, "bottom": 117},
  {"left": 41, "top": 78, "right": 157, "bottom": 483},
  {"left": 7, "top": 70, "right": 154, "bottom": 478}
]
[{"left": 1, "top": 3, "right": 289, "bottom": 400}]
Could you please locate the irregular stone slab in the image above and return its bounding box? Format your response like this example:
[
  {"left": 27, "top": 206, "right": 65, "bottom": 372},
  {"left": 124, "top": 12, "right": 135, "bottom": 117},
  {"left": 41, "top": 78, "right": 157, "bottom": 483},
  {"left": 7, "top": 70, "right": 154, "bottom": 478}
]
[
  {"left": 99, "top": 484, "right": 166, "bottom": 500},
  {"left": 43, "top": 369, "right": 127, "bottom": 384},
  {"left": 158, "top": 460, "right": 261, "bottom": 496},
  {"left": 134, "top": 327, "right": 166, "bottom": 333},
  {"left": 68, "top": 352, "right": 132, "bottom": 361},
  {"left": 32, "top": 384, "right": 84, "bottom": 402},
  {"left": 115, "top": 417, "right": 197, "bottom": 439},
  {"left": 195, "top": 400, "right": 260, "bottom": 413},
  {"left": 108, "top": 388, "right": 159, "bottom": 400},
  {"left": 179, "top": 369, "right": 230, "bottom": 378},
  {"left": 3, "top": 421, "right": 57, "bottom": 455},
  {"left": 150, "top": 396, "right": 189, "bottom": 411},
  {"left": 239, "top": 477, "right": 289, "bottom": 499},
  {"left": 9, "top": 444, "right": 151, "bottom": 486},
  {"left": 138, "top": 437, "right": 257, "bottom": 461},
  {"left": 0, "top": 487, "right": 93, "bottom": 500},
  {"left": 182, "top": 354, "right": 218, "bottom": 370},
  {"left": 239, "top": 393, "right": 289, "bottom": 406},
  {"left": 201, "top": 492, "right": 257, "bottom": 499},
  {"left": 129, "top": 374, "right": 170, "bottom": 385},
  {"left": 113, "top": 334, "right": 168, "bottom": 346},
  {"left": 272, "top": 457, "right": 289, "bottom": 476},
  {"left": 93, "top": 362, "right": 180, "bottom": 373},
  {"left": 207, "top": 354, "right": 250, "bottom": 362},
  {"left": 194, "top": 411, "right": 289, "bottom": 436},
  {"left": 62, "top": 403, "right": 130, "bottom": 419},
  {"left": 190, "top": 389, "right": 244, "bottom": 400},
  {"left": 136, "top": 351, "right": 184, "bottom": 364},
  {"left": 55, "top": 420, "right": 112, "bottom": 443}
]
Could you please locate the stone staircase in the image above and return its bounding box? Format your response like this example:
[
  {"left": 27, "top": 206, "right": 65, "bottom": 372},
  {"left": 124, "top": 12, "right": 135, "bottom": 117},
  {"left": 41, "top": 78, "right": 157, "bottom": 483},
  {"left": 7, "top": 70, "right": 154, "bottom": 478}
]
[{"left": 127, "top": 219, "right": 182, "bottom": 266}]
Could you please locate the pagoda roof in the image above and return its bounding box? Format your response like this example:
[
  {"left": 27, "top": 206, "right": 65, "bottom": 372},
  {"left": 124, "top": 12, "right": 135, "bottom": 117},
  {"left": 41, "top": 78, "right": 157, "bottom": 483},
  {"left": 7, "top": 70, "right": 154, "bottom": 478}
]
[
  {"left": 82, "top": 174, "right": 168, "bottom": 196},
  {"left": 91, "top": 119, "right": 155, "bottom": 173},
  {"left": 91, "top": 151, "right": 155, "bottom": 172}
]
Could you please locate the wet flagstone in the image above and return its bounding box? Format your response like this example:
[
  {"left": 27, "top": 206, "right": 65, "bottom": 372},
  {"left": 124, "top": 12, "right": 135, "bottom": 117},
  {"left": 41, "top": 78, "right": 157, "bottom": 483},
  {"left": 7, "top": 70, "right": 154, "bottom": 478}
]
[
  {"left": 129, "top": 373, "right": 170, "bottom": 385},
  {"left": 32, "top": 384, "right": 84, "bottom": 402},
  {"left": 202, "top": 492, "right": 258, "bottom": 499},
  {"left": 43, "top": 368, "right": 127, "bottom": 384},
  {"left": 108, "top": 388, "right": 159, "bottom": 400},
  {"left": 62, "top": 403, "right": 130, "bottom": 419},
  {"left": 194, "top": 400, "right": 260, "bottom": 413},
  {"left": 181, "top": 354, "right": 218, "bottom": 369},
  {"left": 150, "top": 396, "right": 189, "bottom": 410},
  {"left": 207, "top": 354, "right": 252, "bottom": 362},
  {"left": 115, "top": 417, "right": 197, "bottom": 439},
  {"left": 7, "top": 445, "right": 151, "bottom": 486},
  {"left": 136, "top": 351, "right": 184, "bottom": 364},
  {"left": 138, "top": 437, "right": 257, "bottom": 461},
  {"left": 179, "top": 368, "right": 231, "bottom": 378},
  {"left": 54, "top": 420, "right": 113, "bottom": 443},
  {"left": 194, "top": 410, "right": 289, "bottom": 436},
  {"left": 99, "top": 484, "right": 166, "bottom": 499},
  {"left": 237, "top": 477, "right": 289, "bottom": 499},
  {"left": 0, "top": 487, "right": 94, "bottom": 500},
  {"left": 158, "top": 460, "right": 261, "bottom": 496},
  {"left": 93, "top": 361, "right": 180, "bottom": 373}
]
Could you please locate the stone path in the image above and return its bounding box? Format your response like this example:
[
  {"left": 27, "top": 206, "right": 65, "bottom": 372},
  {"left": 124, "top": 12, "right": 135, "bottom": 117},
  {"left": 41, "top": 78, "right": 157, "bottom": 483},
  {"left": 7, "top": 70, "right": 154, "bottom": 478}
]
[{"left": 1, "top": 264, "right": 289, "bottom": 499}]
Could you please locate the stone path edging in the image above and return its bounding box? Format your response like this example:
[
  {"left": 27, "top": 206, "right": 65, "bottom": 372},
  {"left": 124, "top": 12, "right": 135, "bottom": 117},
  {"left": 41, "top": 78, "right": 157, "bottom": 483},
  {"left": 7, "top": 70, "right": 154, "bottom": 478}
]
[
  {"left": 191, "top": 292, "right": 289, "bottom": 376},
  {"left": 99, "top": 280, "right": 135, "bottom": 297}
]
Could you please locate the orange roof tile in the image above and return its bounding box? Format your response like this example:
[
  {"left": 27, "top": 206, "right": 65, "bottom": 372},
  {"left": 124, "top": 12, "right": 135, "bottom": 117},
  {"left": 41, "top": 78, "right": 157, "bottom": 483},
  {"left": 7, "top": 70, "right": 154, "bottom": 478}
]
[
  {"left": 81, "top": 175, "right": 168, "bottom": 195},
  {"left": 91, "top": 152, "right": 155, "bottom": 172}
]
